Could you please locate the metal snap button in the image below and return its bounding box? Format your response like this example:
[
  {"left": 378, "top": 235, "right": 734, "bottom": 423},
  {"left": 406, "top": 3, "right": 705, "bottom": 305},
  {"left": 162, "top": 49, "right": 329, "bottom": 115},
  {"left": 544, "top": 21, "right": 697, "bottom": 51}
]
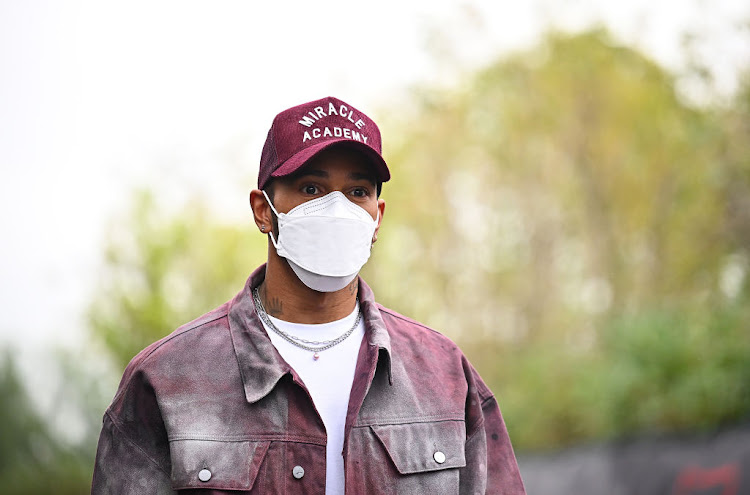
[
  {"left": 198, "top": 469, "right": 212, "bottom": 482},
  {"left": 292, "top": 465, "right": 305, "bottom": 479},
  {"left": 433, "top": 451, "right": 446, "bottom": 464}
]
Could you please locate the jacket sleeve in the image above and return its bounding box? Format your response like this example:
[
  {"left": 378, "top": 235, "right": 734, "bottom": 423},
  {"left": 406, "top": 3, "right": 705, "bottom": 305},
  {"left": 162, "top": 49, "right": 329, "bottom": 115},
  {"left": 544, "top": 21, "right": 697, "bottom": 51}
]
[
  {"left": 91, "top": 366, "right": 175, "bottom": 495},
  {"left": 459, "top": 360, "right": 527, "bottom": 494},
  {"left": 91, "top": 413, "right": 175, "bottom": 494}
]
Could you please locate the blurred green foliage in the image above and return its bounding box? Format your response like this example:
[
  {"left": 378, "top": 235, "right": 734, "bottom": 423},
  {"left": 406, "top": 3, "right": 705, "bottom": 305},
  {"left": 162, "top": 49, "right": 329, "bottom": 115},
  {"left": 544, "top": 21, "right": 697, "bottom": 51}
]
[
  {"left": 0, "top": 351, "right": 93, "bottom": 495},
  {"left": 367, "top": 28, "right": 750, "bottom": 449},
  {"left": 87, "top": 30, "right": 750, "bottom": 452},
  {"left": 89, "top": 190, "right": 267, "bottom": 371}
]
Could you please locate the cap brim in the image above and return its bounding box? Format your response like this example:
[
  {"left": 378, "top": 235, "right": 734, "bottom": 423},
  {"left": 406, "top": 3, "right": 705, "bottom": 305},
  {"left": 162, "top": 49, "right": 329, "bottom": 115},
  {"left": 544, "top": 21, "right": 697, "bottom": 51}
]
[{"left": 270, "top": 139, "right": 390, "bottom": 184}]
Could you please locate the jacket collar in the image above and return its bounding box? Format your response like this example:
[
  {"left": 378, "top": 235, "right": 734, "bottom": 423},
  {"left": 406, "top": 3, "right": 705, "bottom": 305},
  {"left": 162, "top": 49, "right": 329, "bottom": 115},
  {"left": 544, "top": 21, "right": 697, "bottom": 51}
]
[{"left": 228, "top": 264, "right": 393, "bottom": 404}]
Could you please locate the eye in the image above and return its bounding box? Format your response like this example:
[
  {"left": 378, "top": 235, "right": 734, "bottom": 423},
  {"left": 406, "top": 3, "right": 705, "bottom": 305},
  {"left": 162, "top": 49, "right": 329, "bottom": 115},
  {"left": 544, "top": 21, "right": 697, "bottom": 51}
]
[
  {"left": 351, "top": 187, "right": 369, "bottom": 198},
  {"left": 302, "top": 184, "right": 319, "bottom": 195}
]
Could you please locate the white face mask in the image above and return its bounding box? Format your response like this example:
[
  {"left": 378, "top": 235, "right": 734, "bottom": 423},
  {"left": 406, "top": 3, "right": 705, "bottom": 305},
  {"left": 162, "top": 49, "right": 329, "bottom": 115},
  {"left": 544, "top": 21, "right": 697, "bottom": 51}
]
[{"left": 263, "top": 190, "right": 379, "bottom": 292}]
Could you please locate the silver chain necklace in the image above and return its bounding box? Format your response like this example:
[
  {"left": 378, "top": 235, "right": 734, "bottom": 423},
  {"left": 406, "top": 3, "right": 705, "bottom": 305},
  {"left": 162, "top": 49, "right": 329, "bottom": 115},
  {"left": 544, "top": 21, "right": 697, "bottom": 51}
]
[{"left": 252, "top": 287, "right": 361, "bottom": 361}]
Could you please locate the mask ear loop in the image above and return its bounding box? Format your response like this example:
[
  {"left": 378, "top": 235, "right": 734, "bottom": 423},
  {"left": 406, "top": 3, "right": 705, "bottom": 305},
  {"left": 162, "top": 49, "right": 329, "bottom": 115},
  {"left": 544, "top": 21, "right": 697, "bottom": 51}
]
[{"left": 261, "top": 190, "right": 282, "bottom": 249}]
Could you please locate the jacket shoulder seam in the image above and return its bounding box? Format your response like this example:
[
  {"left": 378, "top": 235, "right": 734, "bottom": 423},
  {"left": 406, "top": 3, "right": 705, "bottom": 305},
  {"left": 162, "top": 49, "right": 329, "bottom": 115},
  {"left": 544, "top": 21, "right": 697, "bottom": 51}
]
[
  {"left": 110, "top": 307, "right": 229, "bottom": 406},
  {"left": 104, "top": 410, "right": 171, "bottom": 477},
  {"left": 376, "top": 305, "right": 443, "bottom": 335},
  {"left": 139, "top": 307, "right": 229, "bottom": 364}
]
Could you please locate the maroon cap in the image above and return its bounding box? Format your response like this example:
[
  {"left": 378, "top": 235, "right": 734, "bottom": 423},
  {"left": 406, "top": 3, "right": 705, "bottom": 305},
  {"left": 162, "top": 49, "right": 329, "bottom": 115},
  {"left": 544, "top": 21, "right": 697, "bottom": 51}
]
[{"left": 258, "top": 96, "right": 390, "bottom": 189}]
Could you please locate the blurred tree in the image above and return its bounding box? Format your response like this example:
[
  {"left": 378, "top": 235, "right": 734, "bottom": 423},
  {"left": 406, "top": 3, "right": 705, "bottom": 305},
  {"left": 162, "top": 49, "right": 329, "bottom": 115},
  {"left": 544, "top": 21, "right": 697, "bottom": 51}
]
[
  {"left": 366, "top": 28, "right": 750, "bottom": 449},
  {"left": 88, "top": 30, "right": 750, "bottom": 451},
  {"left": 719, "top": 71, "right": 750, "bottom": 294},
  {"left": 371, "top": 28, "right": 727, "bottom": 344},
  {"left": 88, "top": 190, "right": 266, "bottom": 370},
  {"left": 0, "top": 351, "right": 92, "bottom": 495}
]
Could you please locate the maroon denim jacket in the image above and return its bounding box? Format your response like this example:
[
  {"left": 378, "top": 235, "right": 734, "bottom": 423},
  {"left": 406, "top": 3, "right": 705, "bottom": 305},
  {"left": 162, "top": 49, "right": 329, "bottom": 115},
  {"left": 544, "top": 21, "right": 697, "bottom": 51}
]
[{"left": 92, "top": 265, "right": 526, "bottom": 494}]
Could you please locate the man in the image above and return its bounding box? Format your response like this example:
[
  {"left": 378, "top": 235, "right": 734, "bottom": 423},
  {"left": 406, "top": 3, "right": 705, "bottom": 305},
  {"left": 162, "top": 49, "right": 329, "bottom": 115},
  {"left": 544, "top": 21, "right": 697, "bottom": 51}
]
[{"left": 92, "top": 96, "right": 526, "bottom": 494}]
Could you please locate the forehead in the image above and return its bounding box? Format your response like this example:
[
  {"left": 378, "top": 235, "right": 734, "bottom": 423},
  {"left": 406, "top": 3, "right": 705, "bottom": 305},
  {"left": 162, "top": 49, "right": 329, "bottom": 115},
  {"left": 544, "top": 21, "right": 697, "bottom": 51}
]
[{"left": 292, "top": 146, "right": 377, "bottom": 181}]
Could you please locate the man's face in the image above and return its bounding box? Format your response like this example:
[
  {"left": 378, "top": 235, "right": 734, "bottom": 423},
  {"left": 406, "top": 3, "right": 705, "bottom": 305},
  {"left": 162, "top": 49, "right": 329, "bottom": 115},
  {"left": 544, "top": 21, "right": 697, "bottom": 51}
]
[
  {"left": 249, "top": 145, "right": 387, "bottom": 292},
  {"left": 268, "top": 146, "right": 383, "bottom": 223}
]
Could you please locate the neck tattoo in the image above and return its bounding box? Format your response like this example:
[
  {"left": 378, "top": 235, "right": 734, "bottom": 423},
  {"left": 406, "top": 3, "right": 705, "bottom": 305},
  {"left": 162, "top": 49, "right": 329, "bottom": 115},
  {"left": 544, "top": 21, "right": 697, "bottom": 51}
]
[{"left": 252, "top": 287, "right": 361, "bottom": 361}]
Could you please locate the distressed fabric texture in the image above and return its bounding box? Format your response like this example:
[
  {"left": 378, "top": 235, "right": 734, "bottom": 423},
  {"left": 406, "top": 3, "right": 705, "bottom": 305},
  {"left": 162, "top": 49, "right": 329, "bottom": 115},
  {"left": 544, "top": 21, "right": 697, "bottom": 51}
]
[{"left": 91, "top": 265, "right": 526, "bottom": 494}]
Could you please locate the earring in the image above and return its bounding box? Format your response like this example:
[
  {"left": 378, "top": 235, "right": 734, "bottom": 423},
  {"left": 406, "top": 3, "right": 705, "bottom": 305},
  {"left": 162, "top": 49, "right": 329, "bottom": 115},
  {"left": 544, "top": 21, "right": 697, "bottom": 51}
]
[{"left": 260, "top": 225, "right": 266, "bottom": 232}]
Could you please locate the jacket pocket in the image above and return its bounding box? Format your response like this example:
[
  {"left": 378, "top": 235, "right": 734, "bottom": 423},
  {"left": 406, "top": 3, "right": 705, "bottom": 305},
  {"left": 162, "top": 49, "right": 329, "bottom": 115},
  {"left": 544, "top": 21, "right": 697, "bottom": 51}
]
[
  {"left": 169, "top": 439, "right": 270, "bottom": 491},
  {"left": 371, "top": 420, "right": 467, "bottom": 474}
]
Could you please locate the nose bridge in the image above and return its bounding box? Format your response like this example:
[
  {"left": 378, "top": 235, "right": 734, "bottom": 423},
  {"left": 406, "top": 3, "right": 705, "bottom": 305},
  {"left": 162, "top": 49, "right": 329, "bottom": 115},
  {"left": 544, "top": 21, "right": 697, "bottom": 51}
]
[
  {"left": 325, "top": 191, "right": 357, "bottom": 216},
  {"left": 300, "top": 191, "right": 351, "bottom": 216},
  {"left": 327, "top": 193, "right": 373, "bottom": 220}
]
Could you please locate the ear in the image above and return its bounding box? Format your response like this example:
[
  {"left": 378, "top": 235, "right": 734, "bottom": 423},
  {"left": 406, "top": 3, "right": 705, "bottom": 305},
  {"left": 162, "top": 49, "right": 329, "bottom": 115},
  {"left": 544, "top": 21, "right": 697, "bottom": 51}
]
[
  {"left": 372, "top": 198, "right": 386, "bottom": 243},
  {"left": 249, "top": 189, "right": 273, "bottom": 235}
]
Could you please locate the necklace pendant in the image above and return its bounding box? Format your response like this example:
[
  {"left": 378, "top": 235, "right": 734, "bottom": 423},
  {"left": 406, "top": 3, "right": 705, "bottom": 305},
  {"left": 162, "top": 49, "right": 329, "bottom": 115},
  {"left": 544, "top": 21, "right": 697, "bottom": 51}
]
[{"left": 313, "top": 352, "right": 320, "bottom": 360}]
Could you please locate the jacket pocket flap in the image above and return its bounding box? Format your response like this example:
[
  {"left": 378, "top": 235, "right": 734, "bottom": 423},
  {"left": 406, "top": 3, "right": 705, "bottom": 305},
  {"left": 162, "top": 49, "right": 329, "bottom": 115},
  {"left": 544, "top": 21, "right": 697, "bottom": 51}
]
[
  {"left": 371, "top": 420, "right": 466, "bottom": 474},
  {"left": 170, "top": 439, "right": 270, "bottom": 491}
]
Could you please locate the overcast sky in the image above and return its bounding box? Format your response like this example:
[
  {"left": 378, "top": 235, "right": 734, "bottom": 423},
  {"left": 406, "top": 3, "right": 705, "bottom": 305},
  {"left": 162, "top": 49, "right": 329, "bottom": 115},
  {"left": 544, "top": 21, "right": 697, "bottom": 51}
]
[{"left": 1, "top": 0, "right": 748, "bottom": 362}]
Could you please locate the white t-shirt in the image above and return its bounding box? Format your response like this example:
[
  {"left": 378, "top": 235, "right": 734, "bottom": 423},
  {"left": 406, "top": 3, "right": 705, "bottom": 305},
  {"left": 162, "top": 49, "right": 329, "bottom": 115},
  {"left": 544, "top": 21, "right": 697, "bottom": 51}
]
[{"left": 261, "top": 305, "right": 365, "bottom": 495}]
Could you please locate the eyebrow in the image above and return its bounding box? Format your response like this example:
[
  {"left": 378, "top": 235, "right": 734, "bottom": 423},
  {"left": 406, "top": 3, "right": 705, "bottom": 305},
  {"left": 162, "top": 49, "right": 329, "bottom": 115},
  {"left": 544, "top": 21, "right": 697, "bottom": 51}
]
[
  {"left": 295, "top": 169, "right": 328, "bottom": 179},
  {"left": 349, "top": 172, "right": 377, "bottom": 185},
  {"left": 295, "top": 169, "right": 376, "bottom": 185}
]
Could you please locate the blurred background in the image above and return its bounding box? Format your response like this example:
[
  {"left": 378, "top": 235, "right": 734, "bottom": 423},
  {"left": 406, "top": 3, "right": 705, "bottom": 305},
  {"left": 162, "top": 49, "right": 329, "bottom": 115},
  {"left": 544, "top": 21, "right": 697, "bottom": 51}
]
[{"left": 1, "top": 0, "right": 749, "bottom": 493}]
